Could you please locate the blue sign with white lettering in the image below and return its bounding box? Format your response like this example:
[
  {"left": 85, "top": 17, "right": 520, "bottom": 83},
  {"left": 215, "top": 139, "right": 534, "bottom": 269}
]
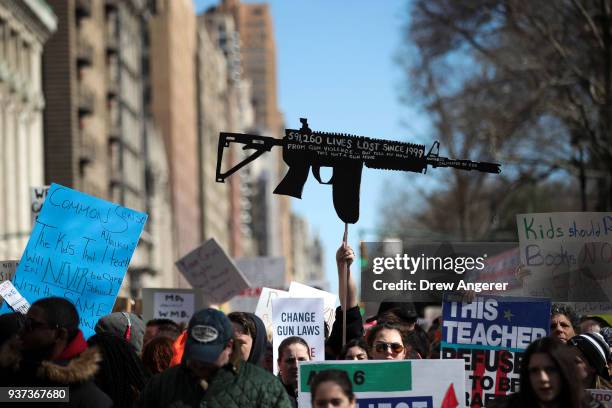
[
  {"left": 0, "top": 183, "right": 147, "bottom": 337},
  {"left": 441, "top": 294, "right": 550, "bottom": 407},
  {"left": 357, "top": 396, "right": 433, "bottom": 408},
  {"left": 442, "top": 295, "right": 550, "bottom": 352}
]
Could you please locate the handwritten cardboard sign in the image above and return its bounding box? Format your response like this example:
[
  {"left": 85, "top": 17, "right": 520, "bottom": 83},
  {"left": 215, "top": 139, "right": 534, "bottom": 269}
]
[
  {"left": 298, "top": 360, "right": 466, "bottom": 408},
  {"left": 175, "top": 238, "right": 251, "bottom": 304},
  {"left": 30, "top": 186, "right": 50, "bottom": 225},
  {"left": 441, "top": 295, "right": 550, "bottom": 407},
  {"left": 0, "top": 261, "right": 18, "bottom": 307},
  {"left": 0, "top": 260, "right": 18, "bottom": 283},
  {"left": 272, "top": 297, "right": 324, "bottom": 374},
  {"left": 517, "top": 212, "right": 612, "bottom": 300},
  {"left": 289, "top": 281, "right": 338, "bottom": 330},
  {"left": 0, "top": 183, "right": 148, "bottom": 338}
]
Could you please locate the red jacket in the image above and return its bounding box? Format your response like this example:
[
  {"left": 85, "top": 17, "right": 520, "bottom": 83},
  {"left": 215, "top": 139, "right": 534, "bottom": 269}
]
[{"left": 169, "top": 330, "right": 187, "bottom": 366}]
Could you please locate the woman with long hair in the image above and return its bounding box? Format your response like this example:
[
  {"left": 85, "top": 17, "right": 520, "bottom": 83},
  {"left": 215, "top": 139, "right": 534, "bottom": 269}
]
[
  {"left": 141, "top": 336, "right": 174, "bottom": 375},
  {"left": 88, "top": 332, "right": 151, "bottom": 408},
  {"left": 366, "top": 322, "right": 407, "bottom": 360},
  {"left": 490, "top": 336, "right": 602, "bottom": 408}
]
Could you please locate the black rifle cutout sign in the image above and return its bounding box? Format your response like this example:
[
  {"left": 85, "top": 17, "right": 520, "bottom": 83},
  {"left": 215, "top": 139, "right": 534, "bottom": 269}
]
[{"left": 216, "top": 118, "right": 502, "bottom": 224}]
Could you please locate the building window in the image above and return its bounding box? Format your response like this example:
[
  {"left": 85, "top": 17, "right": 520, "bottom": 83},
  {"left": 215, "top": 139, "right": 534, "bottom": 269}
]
[
  {"left": 8, "top": 30, "right": 17, "bottom": 71},
  {"left": 23, "top": 42, "right": 31, "bottom": 82},
  {"left": 0, "top": 21, "right": 5, "bottom": 61}
]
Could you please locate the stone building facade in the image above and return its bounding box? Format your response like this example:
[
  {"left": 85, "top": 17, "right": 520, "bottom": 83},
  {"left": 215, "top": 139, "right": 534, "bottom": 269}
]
[
  {"left": 199, "top": 8, "right": 256, "bottom": 257},
  {"left": 0, "top": 0, "right": 56, "bottom": 260},
  {"left": 42, "top": 0, "right": 175, "bottom": 296},
  {"left": 214, "top": 0, "right": 293, "bottom": 270},
  {"left": 149, "top": 0, "right": 200, "bottom": 287}
]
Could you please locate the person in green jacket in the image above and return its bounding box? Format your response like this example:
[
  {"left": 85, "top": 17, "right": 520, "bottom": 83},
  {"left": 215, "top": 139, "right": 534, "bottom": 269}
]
[{"left": 138, "top": 308, "right": 292, "bottom": 408}]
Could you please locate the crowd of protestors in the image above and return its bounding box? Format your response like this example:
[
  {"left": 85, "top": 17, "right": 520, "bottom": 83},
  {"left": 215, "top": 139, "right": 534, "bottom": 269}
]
[{"left": 1, "top": 243, "right": 612, "bottom": 407}]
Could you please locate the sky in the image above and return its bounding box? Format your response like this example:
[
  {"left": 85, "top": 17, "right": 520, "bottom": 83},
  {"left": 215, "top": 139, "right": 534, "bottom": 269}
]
[{"left": 194, "top": 0, "right": 432, "bottom": 295}]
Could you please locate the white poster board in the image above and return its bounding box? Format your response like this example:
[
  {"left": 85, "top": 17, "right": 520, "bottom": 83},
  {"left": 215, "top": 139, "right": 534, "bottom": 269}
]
[
  {"left": 289, "top": 281, "right": 338, "bottom": 329},
  {"left": 153, "top": 291, "right": 195, "bottom": 324},
  {"left": 517, "top": 212, "right": 612, "bottom": 301},
  {"left": 141, "top": 288, "right": 208, "bottom": 325},
  {"left": 255, "top": 287, "right": 289, "bottom": 338},
  {"left": 0, "top": 280, "right": 30, "bottom": 314},
  {"left": 30, "top": 186, "right": 49, "bottom": 225},
  {"left": 272, "top": 297, "right": 325, "bottom": 375},
  {"left": 298, "top": 359, "right": 466, "bottom": 408},
  {"left": 589, "top": 389, "right": 612, "bottom": 407}
]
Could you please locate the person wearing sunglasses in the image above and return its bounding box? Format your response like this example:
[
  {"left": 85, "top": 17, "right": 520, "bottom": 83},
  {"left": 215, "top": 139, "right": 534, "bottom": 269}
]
[
  {"left": 366, "top": 322, "right": 407, "bottom": 360},
  {"left": 0, "top": 297, "right": 112, "bottom": 407}
]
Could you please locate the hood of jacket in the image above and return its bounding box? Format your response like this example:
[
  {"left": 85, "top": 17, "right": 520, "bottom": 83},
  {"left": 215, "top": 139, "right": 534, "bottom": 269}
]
[
  {"left": 246, "top": 313, "right": 268, "bottom": 366},
  {"left": 0, "top": 336, "right": 102, "bottom": 385}
]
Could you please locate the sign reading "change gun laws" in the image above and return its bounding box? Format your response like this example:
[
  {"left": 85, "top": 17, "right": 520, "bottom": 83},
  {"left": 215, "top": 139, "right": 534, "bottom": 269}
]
[
  {"left": 272, "top": 297, "right": 325, "bottom": 375},
  {"left": 0, "top": 184, "right": 147, "bottom": 338},
  {"left": 441, "top": 295, "right": 550, "bottom": 407}
]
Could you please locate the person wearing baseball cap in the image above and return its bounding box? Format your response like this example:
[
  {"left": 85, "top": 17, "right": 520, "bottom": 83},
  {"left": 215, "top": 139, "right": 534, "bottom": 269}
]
[
  {"left": 139, "top": 308, "right": 291, "bottom": 408},
  {"left": 568, "top": 332, "right": 612, "bottom": 389}
]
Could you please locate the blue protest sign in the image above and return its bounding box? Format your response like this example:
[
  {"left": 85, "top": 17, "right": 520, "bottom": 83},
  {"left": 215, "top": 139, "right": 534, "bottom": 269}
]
[
  {"left": 0, "top": 184, "right": 147, "bottom": 338},
  {"left": 441, "top": 295, "right": 550, "bottom": 407}
]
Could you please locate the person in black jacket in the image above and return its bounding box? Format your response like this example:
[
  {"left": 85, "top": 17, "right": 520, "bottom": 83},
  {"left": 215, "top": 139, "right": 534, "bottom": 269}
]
[
  {"left": 326, "top": 243, "right": 364, "bottom": 359},
  {"left": 0, "top": 312, "right": 25, "bottom": 345},
  {"left": 88, "top": 331, "right": 150, "bottom": 407},
  {"left": 0, "top": 297, "right": 112, "bottom": 408},
  {"left": 228, "top": 311, "right": 269, "bottom": 367}
]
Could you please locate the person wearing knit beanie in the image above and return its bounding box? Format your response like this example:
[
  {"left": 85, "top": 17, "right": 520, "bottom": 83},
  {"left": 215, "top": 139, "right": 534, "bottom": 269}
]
[
  {"left": 568, "top": 332, "right": 611, "bottom": 389},
  {"left": 95, "top": 312, "right": 145, "bottom": 355}
]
